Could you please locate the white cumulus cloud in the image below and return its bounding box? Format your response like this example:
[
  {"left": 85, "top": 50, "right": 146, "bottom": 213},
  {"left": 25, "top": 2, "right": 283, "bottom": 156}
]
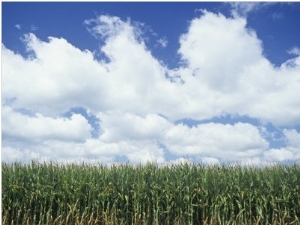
[
  {"left": 164, "top": 122, "right": 268, "bottom": 160},
  {"left": 2, "top": 106, "right": 92, "bottom": 143},
  {"left": 2, "top": 11, "right": 300, "bottom": 164}
]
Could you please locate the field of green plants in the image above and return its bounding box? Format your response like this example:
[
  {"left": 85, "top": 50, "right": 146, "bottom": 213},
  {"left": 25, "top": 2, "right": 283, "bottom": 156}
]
[{"left": 2, "top": 161, "right": 300, "bottom": 224}]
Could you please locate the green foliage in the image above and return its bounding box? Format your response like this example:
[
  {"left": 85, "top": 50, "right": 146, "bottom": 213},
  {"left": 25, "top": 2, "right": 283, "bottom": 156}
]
[{"left": 2, "top": 161, "right": 300, "bottom": 224}]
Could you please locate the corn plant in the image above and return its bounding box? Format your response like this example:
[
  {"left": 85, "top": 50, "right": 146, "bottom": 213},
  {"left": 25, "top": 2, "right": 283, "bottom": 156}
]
[{"left": 2, "top": 161, "right": 300, "bottom": 224}]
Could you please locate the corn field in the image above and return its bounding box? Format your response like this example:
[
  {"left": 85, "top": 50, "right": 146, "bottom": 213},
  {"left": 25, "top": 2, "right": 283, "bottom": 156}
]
[{"left": 2, "top": 161, "right": 300, "bottom": 225}]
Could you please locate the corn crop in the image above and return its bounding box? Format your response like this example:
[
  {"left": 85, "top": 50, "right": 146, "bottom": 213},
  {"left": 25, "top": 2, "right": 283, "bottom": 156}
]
[{"left": 2, "top": 161, "right": 300, "bottom": 224}]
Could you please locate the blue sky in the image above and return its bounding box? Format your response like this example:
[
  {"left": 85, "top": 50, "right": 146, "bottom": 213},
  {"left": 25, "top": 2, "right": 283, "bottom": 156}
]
[{"left": 2, "top": 2, "right": 300, "bottom": 165}]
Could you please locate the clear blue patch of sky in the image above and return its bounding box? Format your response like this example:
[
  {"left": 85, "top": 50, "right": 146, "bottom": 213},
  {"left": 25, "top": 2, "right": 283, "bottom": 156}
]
[
  {"left": 115, "top": 155, "right": 129, "bottom": 163},
  {"left": 175, "top": 114, "right": 261, "bottom": 127},
  {"left": 14, "top": 108, "right": 37, "bottom": 118},
  {"left": 245, "top": 2, "right": 300, "bottom": 67},
  {"left": 2, "top": 2, "right": 98, "bottom": 57}
]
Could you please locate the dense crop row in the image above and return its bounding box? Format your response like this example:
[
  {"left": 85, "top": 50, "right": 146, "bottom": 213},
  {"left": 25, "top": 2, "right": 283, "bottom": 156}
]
[{"left": 2, "top": 161, "right": 300, "bottom": 224}]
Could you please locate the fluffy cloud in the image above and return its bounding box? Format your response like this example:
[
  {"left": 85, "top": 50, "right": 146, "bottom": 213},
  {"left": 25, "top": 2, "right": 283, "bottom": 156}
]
[
  {"left": 1, "top": 138, "right": 165, "bottom": 165},
  {"left": 165, "top": 122, "right": 268, "bottom": 160},
  {"left": 283, "top": 129, "right": 300, "bottom": 147},
  {"left": 2, "top": 36, "right": 109, "bottom": 116},
  {"left": 2, "top": 11, "right": 300, "bottom": 164},
  {"left": 4, "top": 12, "right": 299, "bottom": 125},
  {"left": 2, "top": 106, "right": 92, "bottom": 143},
  {"left": 176, "top": 10, "right": 300, "bottom": 126},
  {"left": 98, "top": 112, "right": 172, "bottom": 142},
  {"left": 178, "top": 10, "right": 263, "bottom": 83}
]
